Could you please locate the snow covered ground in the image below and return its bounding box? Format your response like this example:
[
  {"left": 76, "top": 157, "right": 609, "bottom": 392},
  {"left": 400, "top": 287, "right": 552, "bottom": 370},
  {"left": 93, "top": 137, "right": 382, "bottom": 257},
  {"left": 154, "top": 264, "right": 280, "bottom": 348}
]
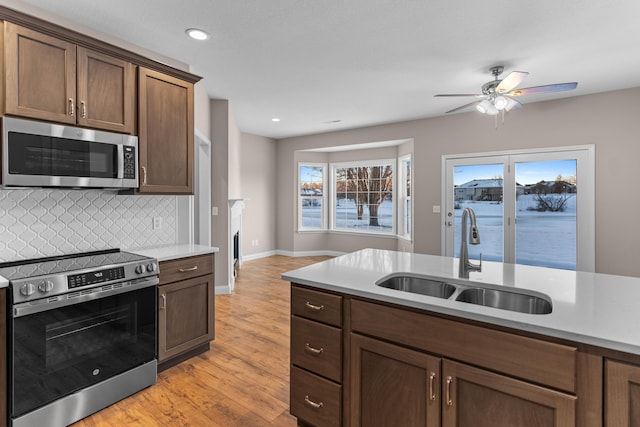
[
  {"left": 302, "top": 194, "right": 577, "bottom": 270},
  {"left": 455, "top": 195, "right": 576, "bottom": 270}
]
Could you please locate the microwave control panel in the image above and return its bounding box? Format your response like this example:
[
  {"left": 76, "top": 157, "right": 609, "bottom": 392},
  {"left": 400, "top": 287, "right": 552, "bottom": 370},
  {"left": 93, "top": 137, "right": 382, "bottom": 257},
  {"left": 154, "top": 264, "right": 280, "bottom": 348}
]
[{"left": 123, "top": 146, "right": 136, "bottom": 179}]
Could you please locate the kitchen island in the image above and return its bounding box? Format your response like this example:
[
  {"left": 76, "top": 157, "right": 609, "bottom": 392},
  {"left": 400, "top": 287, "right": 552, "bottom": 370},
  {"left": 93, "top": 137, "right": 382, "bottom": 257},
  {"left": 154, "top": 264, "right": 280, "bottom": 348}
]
[{"left": 283, "top": 249, "right": 640, "bottom": 427}]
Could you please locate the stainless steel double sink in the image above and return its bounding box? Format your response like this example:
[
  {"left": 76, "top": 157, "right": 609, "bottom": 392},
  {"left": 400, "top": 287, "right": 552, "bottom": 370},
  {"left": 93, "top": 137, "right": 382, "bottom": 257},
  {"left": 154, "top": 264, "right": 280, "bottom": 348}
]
[{"left": 376, "top": 274, "right": 552, "bottom": 315}]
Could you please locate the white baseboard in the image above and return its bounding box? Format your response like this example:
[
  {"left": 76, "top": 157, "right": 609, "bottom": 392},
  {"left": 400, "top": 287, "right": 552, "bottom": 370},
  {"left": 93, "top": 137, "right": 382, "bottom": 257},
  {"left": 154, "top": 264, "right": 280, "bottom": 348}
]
[
  {"left": 275, "top": 249, "right": 345, "bottom": 258},
  {"left": 242, "top": 250, "right": 278, "bottom": 262},
  {"left": 215, "top": 284, "right": 231, "bottom": 295}
]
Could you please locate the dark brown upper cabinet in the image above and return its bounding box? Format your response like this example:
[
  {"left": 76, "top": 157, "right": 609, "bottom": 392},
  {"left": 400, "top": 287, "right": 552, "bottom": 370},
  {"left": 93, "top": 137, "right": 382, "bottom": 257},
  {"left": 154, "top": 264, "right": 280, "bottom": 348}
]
[
  {"left": 138, "top": 67, "right": 194, "bottom": 194},
  {"left": 4, "top": 22, "right": 135, "bottom": 134}
]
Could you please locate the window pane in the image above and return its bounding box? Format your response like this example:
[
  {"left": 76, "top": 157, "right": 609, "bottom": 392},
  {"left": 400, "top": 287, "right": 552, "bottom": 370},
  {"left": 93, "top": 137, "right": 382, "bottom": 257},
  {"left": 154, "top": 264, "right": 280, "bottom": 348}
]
[
  {"left": 333, "top": 164, "right": 394, "bottom": 233},
  {"left": 515, "top": 160, "right": 577, "bottom": 270},
  {"left": 453, "top": 164, "right": 504, "bottom": 262},
  {"left": 300, "top": 165, "right": 323, "bottom": 196},
  {"left": 301, "top": 197, "right": 323, "bottom": 228}
]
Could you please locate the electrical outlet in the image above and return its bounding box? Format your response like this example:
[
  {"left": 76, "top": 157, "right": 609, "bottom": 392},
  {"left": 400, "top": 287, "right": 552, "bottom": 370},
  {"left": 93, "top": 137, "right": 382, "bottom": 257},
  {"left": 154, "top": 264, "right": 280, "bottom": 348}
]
[
  {"left": 152, "top": 217, "right": 162, "bottom": 229},
  {"left": 432, "top": 205, "right": 441, "bottom": 213},
  {"left": 211, "top": 206, "right": 218, "bottom": 216}
]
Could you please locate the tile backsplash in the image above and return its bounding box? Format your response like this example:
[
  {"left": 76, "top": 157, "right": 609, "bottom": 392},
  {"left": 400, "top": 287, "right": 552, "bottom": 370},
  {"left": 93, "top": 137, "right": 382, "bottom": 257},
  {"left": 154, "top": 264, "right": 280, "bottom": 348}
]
[{"left": 0, "top": 189, "right": 180, "bottom": 261}]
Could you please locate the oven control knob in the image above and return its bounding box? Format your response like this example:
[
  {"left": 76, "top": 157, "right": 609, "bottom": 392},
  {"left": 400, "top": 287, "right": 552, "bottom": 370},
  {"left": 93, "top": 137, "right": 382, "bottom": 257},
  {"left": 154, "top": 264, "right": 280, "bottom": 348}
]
[
  {"left": 38, "top": 280, "right": 55, "bottom": 293},
  {"left": 146, "top": 263, "right": 157, "bottom": 273},
  {"left": 135, "top": 264, "right": 145, "bottom": 274},
  {"left": 20, "top": 283, "right": 36, "bottom": 297}
]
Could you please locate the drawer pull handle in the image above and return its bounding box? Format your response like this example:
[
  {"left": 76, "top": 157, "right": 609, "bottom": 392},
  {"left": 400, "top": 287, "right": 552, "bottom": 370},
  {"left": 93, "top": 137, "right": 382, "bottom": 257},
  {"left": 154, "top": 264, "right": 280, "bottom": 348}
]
[
  {"left": 69, "top": 98, "right": 75, "bottom": 116},
  {"left": 446, "top": 376, "right": 453, "bottom": 406},
  {"left": 304, "top": 395, "right": 323, "bottom": 410},
  {"left": 160, "top": 294, "right": 166, "bottom": 310},
  {"left": 304, "top": 301, "right": 324, "bottom": 312},
  {"left": 179, "top": 266, "right": 198, "bottom": 272},
  {"left": 304, "top": 343, "right": 324, "bottom": 356},
  {"left": 429, "top": 372, "right": 436, "bottom": 401}
]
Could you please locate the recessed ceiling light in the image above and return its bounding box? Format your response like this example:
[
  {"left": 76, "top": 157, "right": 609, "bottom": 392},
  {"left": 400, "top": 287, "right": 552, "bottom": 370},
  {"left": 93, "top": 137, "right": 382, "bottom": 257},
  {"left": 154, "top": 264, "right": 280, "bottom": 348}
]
[
  {"left": 186, "top": 28, "right": 210, "bottom": 41},
  {"left": 271, "top": 118, "right": 281, "bottom": 122}
]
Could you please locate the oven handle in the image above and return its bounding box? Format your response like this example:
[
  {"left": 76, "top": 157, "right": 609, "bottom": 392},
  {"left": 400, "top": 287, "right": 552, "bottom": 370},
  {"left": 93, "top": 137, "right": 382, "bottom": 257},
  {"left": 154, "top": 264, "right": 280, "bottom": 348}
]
[{"left": 13, "top": 276, "right": 159, "bottom": 318}]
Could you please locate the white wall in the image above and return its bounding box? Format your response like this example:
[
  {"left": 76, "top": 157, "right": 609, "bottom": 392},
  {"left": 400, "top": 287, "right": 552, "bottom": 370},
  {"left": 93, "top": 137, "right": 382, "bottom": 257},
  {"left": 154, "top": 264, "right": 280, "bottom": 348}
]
[
  {"left": 277, "top": 88, "right": 640, "bottom": 277},
  {"left": 240, "top": 133, "right": 278, "bottom": 259}
]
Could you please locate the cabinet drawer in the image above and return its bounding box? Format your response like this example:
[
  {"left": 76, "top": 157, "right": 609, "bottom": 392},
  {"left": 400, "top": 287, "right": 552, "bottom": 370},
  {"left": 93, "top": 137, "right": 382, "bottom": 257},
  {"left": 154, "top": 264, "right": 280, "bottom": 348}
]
[
  {"left": 159, "top": 254, "right": 214, "bottom": 284},
  {"left": 291, "top": 366, "right": 341, "bottom": 427},
  {"left": 291, "top": 316, "right": 342, "bottom": 382},
  {"left": 292, "top": 285, "right": 342, "bottom": 327}
]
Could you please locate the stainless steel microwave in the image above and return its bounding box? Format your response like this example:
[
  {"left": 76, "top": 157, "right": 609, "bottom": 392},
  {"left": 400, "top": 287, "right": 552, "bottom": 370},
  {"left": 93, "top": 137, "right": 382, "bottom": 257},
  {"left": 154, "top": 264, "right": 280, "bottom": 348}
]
[{"left": 2, "top": 117, "right": 138, "bottom": 189}]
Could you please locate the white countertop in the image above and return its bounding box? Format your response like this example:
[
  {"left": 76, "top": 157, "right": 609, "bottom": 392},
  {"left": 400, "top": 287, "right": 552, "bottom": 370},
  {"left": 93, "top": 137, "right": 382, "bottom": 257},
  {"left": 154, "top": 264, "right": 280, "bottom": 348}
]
[
  {"left": 132, "top": 244, "right": 218, "bottom": 262},
  {"left": 282, "top": 248, "right": 640, "bottom": 356}
]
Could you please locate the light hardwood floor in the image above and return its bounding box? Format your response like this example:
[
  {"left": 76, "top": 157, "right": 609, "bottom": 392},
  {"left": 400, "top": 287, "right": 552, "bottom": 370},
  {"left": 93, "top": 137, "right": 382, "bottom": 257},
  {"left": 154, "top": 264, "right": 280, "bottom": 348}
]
[{"left": 74, "top": 255, "right": 332, "bottom": 427}]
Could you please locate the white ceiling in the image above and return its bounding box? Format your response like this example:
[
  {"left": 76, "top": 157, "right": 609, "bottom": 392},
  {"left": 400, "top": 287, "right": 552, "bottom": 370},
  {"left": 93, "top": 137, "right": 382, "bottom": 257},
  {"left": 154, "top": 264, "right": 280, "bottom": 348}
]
[{"left": 8, "top": 0, "right": 640, "bottom": 139}]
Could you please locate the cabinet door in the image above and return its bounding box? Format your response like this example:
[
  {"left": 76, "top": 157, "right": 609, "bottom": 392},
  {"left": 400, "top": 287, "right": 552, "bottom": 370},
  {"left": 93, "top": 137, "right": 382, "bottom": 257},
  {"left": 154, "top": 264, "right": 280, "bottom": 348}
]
[
  {"left": 76, "top": 47, "right": 135, "bottom": 133},
  {"left": 158, "top": 274, "right": 214, "bottom": 362},
  {"left": 606, "top": 359, "right": 640, "bottom": 427},
  {"left": 350, "top": 333, "right": 441, "bottom": 427},
  {"left": 138, "top": 67, "right": 194, "bottom": 194},
  {"left": 4, "top": 22, "right": 76, "bottom": 124},
  {"left": 442, "top": 359, "right": 576, "bottom": 427}
]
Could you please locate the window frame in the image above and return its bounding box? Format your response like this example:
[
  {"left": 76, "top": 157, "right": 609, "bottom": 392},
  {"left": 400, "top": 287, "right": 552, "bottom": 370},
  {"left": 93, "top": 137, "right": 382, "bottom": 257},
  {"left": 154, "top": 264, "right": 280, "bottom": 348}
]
[
  {"left": 398, "top": 154, "right": 412, "bottom": 240},
  {"left": 297, "top": 162, "right": 328, "bottom": 232},
  {"left": 441, "top": 145, "right": 595, "bottom": 272}
]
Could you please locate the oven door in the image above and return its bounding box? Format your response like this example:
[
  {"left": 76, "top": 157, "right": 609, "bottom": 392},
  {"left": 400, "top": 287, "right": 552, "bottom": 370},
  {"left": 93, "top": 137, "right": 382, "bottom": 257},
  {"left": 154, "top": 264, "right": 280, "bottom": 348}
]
[{"left": 10, "top": 279, "right": 157, "bottom": 418}]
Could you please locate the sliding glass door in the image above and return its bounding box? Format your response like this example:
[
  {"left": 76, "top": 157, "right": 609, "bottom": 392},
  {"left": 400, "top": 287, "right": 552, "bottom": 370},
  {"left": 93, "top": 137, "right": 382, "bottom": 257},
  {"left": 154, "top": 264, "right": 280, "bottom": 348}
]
[{"left": 442, "top": 146, "right": 594, "bottom": 271}]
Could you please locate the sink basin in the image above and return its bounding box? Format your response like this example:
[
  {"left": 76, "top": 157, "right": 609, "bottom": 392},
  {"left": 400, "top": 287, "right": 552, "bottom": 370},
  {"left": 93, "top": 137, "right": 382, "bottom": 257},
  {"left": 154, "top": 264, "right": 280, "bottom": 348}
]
[
  {"left": 376, "top": 276, "right": 457, "bottom": 299},
  {"left": 455, "top": 287, "right": 552, "bottom": 315}
]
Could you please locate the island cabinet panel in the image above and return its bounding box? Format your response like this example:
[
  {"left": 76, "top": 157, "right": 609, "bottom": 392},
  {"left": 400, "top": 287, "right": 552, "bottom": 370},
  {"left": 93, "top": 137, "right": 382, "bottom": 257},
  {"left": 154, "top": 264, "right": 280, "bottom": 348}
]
[
  {"left": 605, "top": 359, "right": 640, "bottom": 426},
  {"left": 138, "top": 67, "right": 194, "bottom": 194},
  {"left": 291, "top": 316, "right": 342, "bottom": 382},
  {"left": 4, "top": 22, "right": 135, "bottom": 133},
  {"left": 158, "top": 254, "right": 214, "bottom": 368},
  {"left": 292, "top": 285, "right": 342, "bottom": 327},
  {"left": 1, "top": 288, "right": 6, "bottom": 427},
  {"left": 442, "top": 359, "right": 575, "bottom": 427},
  {"left": 350, "top": 299, "right": 577, "bottom": 394},
  {"left": 350, "top": 333, "right": 441, "bottom": 427}
]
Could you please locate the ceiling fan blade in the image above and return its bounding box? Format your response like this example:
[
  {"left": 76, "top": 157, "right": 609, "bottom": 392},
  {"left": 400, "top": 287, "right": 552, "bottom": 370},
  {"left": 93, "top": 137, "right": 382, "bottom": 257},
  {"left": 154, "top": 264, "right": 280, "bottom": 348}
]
[
  {"left": 495, "top": 71, "right": 529, "bottom": 94},
  {"left": 506, "top": 82, "right": 578, "bottom": 96},
  {"left": 434, "top": 93, "right": 483, "bottom": 97},
  {"left": 445, "top": 100, "right": 481, "bottom": 114}
]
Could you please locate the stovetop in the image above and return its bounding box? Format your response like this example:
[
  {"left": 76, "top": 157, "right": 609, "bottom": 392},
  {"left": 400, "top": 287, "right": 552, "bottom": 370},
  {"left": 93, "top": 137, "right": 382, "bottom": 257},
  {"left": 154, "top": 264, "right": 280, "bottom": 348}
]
[
  {"left": 0, "top": 249, "right": 149, "bottom": 281},
  {"left": 0, "top": 249, "right": 158, "bottom": 304}
]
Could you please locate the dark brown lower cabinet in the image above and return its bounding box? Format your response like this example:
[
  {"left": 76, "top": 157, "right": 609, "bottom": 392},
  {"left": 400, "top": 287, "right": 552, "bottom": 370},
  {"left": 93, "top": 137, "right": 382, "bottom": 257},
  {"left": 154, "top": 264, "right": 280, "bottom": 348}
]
[
  {"left": 350, "top": 333, "right": 440, "bottom": 427},
  {"left": 158, "top": 254, "right": 214, "bottom": 368},
  {"left": 442, "top": 359, "right": 575, "bottom": 427},
  {"left": 605, "top": 359, "right": 640, "bottom": 427}
]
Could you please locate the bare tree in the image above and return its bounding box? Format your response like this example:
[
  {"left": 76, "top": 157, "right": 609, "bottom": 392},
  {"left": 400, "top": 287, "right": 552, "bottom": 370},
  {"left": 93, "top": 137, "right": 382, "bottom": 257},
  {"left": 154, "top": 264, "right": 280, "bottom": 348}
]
[{"left": 339, "top": 165, "right": 393, "bottom": 227}]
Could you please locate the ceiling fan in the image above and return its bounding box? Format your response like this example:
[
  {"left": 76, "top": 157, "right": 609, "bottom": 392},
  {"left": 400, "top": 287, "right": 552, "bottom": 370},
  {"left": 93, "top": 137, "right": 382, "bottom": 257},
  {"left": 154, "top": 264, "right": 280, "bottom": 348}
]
[{"left": 435, "top": 66, "right": 578, "bottom": 116}]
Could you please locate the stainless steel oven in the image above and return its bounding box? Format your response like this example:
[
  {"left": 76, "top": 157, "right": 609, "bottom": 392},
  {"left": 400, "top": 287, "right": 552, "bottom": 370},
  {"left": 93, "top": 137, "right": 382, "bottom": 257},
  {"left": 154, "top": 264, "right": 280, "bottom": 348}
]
[
  {"left": 1, "top": 117, "right": 138, "bottom": 189},
  {"left": 0, "top": 249, "right": 158, "bottom": 427}
]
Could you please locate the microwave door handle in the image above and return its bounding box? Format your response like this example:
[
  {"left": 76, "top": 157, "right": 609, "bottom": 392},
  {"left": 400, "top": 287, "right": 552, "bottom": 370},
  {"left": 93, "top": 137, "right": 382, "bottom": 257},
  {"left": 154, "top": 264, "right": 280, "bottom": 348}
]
[{"left": 116, "top": 144, "right": 124, "bottom": 179}]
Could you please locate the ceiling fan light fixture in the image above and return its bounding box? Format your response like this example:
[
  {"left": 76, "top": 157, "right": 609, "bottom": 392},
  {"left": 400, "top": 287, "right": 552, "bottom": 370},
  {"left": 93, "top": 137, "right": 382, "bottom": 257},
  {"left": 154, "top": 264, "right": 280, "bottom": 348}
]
[
  {"left": 476, "top": 100, "right": 491, "bottom": 114},
  {"left": 494, "top": 96, "right": 508, "bottom": 110},
  {"left": 504, "top": 97, "right": 519, "bottom": 112}
]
